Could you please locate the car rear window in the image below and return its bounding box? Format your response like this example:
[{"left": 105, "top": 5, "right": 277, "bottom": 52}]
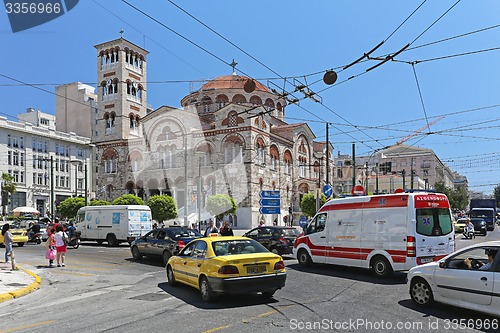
[
  {"left": 416, "top": 208, "right": 453, "bottom": 236},
  {"left": 281, "top": 228, "right": 300, "bottom": 237},
  {"left": 212, "top": 239, "right": 269, "bottom": 256},
  {"left": 167, "top": 229, "right": 202, "bottom": 239}
]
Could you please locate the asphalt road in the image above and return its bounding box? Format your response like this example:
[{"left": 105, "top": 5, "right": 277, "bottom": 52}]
[{"left": 0, "top": 230, "right": 498, "bottom": 333}]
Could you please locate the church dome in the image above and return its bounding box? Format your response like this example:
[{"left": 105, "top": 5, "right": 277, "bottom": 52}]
[{"left": 200, "top": 75, "right": 270, "bottom": 93}]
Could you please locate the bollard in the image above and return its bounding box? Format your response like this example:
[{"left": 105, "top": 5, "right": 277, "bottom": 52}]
[{"left": 9, "top": 251, "right": 17, "bottom": 270}]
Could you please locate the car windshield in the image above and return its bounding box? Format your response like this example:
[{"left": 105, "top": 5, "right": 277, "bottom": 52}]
[
  {"left": 212, "top": 239, "right": 269, "bottom": 256},
  {"left": 169, "top": 229, "right": 202, "bottom": 239}
]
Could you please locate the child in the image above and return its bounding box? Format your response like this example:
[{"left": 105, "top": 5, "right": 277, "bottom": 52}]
[{"left": 45, "top": 228, "right": 56, "bottom": 267}]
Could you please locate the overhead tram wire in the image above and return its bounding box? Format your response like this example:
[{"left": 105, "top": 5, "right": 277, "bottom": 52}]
[
  {"left": 164, "top": 0, "right": 389, "bottom": 151},
  {"left": 92, "top": 0, "right": 209, "bottom": 78},
  {"left": 122, "top": 0, "right": 382, "bottom": 151}
]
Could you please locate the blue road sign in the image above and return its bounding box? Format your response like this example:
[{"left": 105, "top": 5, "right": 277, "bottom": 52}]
[
  {"left": 259, "top": 198, "right": 281, "bottom": 207},
  {"left": 299, "top": 216, "right": 308, "bottom": 228},
  {"left": 259, "top": 206, "right": 281, "bottom": 215},
  {"left": 323, "top": 184, "right": 333, "bottom": 197},
  {"left": 260, "top": 190, "right": 280, "bottom": 199}
]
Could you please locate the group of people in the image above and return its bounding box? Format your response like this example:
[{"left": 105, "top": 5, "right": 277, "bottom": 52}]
[
  {"left": 204, "top": 220, "right": 234, "bottom": 237},
  {"left": 45, "top": 224, "right": 69, "bottom": 268}
]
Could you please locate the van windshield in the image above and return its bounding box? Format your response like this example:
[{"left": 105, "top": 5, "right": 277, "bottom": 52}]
[{"left": 416, "top": 208, "right": 453, "bottom": 236}]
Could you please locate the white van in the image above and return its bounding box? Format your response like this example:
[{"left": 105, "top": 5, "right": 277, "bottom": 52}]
[
  {"left": 75, "top": 205, "right": 152, "bottom": 246},
  {"left": 293, "top": 192, "right": 455, "bottom": 276}
]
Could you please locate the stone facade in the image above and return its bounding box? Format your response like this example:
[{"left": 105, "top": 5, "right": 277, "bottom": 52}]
[{"left": 92, "top": 38, "right": 332, "bottom": 229}]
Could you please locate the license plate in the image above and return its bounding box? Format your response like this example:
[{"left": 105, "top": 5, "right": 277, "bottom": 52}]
[
  {"left": 246, "top": 265, "right": 266, "bottom": 274},
  {"left": 420, "top": 257, "right": 433, "bottom": 264}
]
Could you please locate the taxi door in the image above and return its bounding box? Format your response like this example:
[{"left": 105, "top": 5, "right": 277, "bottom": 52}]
[
  {"left": 184, "top": 241, "right": 209, "bottom": 287},
  {"left": 175, "top": 241, "right": 197, "bottom": 284}
]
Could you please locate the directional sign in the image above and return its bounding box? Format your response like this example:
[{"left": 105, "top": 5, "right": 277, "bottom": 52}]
[
  {"left": 323, "top": 184, "right": 333, "bottom": 197},
  {"left": 260, "top": 190, "right": 280, "bottom": 199},
  {"left": 259, "top": 206, "right": 281, "bottom": 215},
  {"left": 259, "top": 198, "right": 281, "bottom": 207}
]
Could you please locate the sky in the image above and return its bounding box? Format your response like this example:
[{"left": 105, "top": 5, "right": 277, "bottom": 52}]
[{"left": 0, "top": 0, "right": 499, "bottom": 194}]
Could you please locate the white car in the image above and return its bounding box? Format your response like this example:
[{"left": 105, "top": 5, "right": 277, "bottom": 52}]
[{"left": 408, "top": 241, "right": 500, "bottom": 317}]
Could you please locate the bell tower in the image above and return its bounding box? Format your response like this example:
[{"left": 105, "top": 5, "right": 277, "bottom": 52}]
[
  {"left": 93, "top": 38, "right": 149, "bottom": 201},
  {"left": 94, "top": 38, "right": 149, "bottom": 142}
]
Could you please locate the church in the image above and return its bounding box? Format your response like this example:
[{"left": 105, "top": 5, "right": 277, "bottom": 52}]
[{"left": 83, "top": 37, "right": 331, "bottom": 229}]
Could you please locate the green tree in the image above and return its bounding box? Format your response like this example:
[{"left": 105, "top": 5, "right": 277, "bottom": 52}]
[
  {"left": 494, "top": 185, "right": 500, "bottom": 207},
  {"left": 147, "top": 195, "right": 178, "bottom": 223},
  {"left": 89, "top": 199, "right": 111, "bottom": 206},
  {"left": 58, "top": 197, "right": 85, "bottom": 219},
  {"left": 1, "top": 173, "right": 16, "bottom": 216},
  {"left": 300, "top": 192, "right": 327, "bottom": 218},
  {"left": 205, "top": 194, "right": 237, "bottom": 223},
  {"left": 112, "top": 194, "right": 144, "bottom": 205},
  {"left": 434, "top": 181, "right": 468, "bottom": 210}
]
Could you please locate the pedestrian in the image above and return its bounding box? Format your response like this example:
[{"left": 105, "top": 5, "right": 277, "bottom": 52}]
[
  {"left": 220, "top": 221, "right": 234, "bottom": 236},
  {"left": 273, "top": 218, "right": 278, "bottom": 226},
  {"left": 54, "top": 225, "right": 68, "bottom": 267},
  {"left": 45, "top": 228, "right": 56, "bottom": 268},
  {"left": 204, "top": 220, "right": 219, "bottom": 237},
  {"left": 2, "top": 224, "right": 13, "bottom": 264},
  {"left": 259, "top": 219, "right": 265, "bottom": 227}
]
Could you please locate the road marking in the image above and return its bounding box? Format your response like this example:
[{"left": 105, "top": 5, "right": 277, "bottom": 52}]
[
  {"left": 202, "top": 325, "right": 232, "bottom": 333},
  {"left": 48, "top": 271, "right": 95, "bottom": 277},
  {"left": 203, "top": 304, "right": 295, "bottom": 333},
  {"left": 0, "top": 320, "right": 56, "bottom": 333}
]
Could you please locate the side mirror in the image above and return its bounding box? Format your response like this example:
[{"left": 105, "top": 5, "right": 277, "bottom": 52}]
[{"left": 438, "top": 261, "right": 446, "bottom": 269}]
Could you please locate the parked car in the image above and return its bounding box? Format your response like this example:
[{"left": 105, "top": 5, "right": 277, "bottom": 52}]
[
  {"left": 408, "top": 241, "right": 500, "bottom": 317},
  {"left": 470, "top": 217, "right": 488, "bottom": 236},
  {"left": 454, "top": 218, "right": 467, "bottom": 233},
  {"left": 243, "top": 226, "right": 300, "bottom": 255},
  {"left": 166, "top": 236, "right": 286, "bottom": 302},
  {"left": 130, "top": 227, "right": 202, "bottom": 264},
  {"left": 0, "top": 222, "right": 29, "bottom": 247}
]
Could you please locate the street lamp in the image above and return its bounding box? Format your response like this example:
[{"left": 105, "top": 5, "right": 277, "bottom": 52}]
[{"left": 70, "top": 160, "right": 82, "bottom": 198}]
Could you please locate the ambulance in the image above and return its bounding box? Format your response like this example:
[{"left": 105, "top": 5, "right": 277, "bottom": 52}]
[{"left": 293, "top": 191, "right": 455, "bottom": 277}]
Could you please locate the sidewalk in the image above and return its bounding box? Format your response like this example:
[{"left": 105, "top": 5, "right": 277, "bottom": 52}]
[{"left": 0, "top": 261, "right": 41, "bottom": 303}]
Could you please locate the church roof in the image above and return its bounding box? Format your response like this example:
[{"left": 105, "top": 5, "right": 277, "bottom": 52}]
[{"left": 200, "top": 75, "right": 270, "bottom": 93}]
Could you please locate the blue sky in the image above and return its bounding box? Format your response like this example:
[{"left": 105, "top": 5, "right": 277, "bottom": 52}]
[{"left": 1, "top": 0, "right": 499, "bottom": 194}]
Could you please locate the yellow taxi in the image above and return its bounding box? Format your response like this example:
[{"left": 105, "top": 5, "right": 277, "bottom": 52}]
[
  {"left": 0, "top": 222, "right": 29, "bottom": 247},
  {"left": 454, "top": 218, "right": 468, "bottom": 233},
  {"left": 166, "top": 236, "right": 286, "bottom": 302}
]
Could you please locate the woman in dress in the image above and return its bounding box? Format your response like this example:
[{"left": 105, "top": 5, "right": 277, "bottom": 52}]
[{"left": 54, "top": 225, "right": 67, "bottom": 267}]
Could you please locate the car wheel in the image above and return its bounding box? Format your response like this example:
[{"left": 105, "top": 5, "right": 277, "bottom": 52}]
[
  {"left": 410, "top": 278, "right": 434, "bottom": 306},
  {"left": 199, "top": 276, "right": 215, "bottom": 303},
  {"left": 297, "top": 249, "right": 312, "bottom": 266},
  {"left": 270, "top": 247, "right": 280, "bottom": 255},
  {"left": 163, "top": 251, "right": 172, "bottom": 265},
  {"left": 107, "top": 234, "right": 118, "bottom": 247},
  {"left": 371, "top": 256, "right": 393, "bottom": 277},
  {"left": 261, "top": 290, "right": 276, "bottom": 298},
  {"left": 17, "top": 243, "right": 24, "bottom": 247},
  {"left": 166, "top": 265, "right": 177, "bottom": 286},
  {"left": 131, "top": 246, "right": 142, "bottom": 260}
]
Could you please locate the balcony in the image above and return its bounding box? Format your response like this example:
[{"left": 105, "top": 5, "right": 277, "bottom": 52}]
[
  {"left": 101, "top": 62, "right": 118, "bottom": 71},
  {"left": 125, "top": 63, "right": 143, "bottom": 74},
  {"left": 102, "top": 93, "right": 117, "bottom": 102}
]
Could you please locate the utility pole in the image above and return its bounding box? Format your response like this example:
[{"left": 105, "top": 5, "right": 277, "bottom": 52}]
[
  {"left": 410, "top": 157, "right": 414, "bottom": 190},
  {"left": 375, "top": 162, "right": 379, "bottom": 194},
  {"left": 325, "top": 123, "right": 329, "bottom": 185},
  {"left": 50, "top": 156, "right": 54, "bottom": 223},
  {"left": 352, "top": 143, "right": 356, "bottom": 190},
  {"left": 197, "top": 156, "right": 202, "bottom": 232},
  {"left": 84, "top": 162, "right": 88, "bottom": 206},
  {"left": 184, "top": 133, "right": 188, "bottom": 227}
]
